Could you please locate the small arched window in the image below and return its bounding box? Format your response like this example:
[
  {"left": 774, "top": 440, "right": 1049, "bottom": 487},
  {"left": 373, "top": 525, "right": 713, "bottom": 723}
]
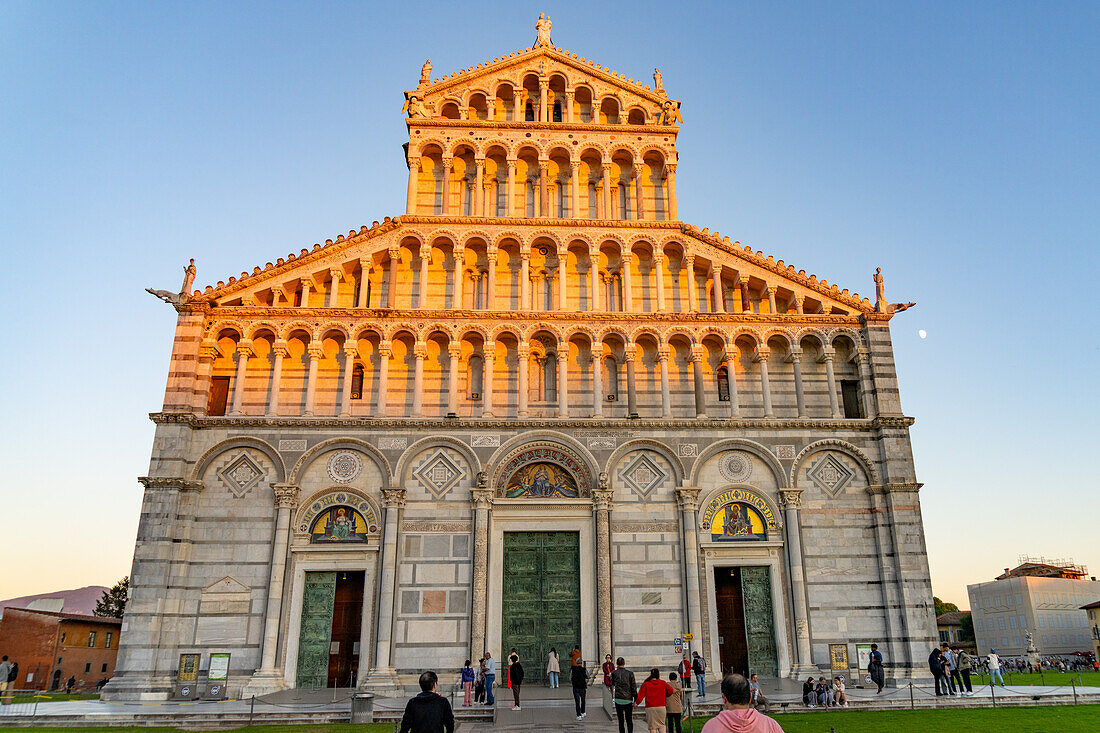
[
  {"left": 351, "top": 364, "right": 364, "bottom": 400},
  {"left": 545, "top": 353, "right": 558, "bottom": 402},
  {"left": 717, "top": 365, "right": 731, "bottom": 401},
  {"left": 468, "top": 354, "right": 484, "bottom": 399},
  {"left": 553, "top": 101, "right": 563, "bottom": 122},
  {"left": 604, "top": 356, "right": 619, "bottom": 401},
  {"left": 525, "top": 102, "right": 535, "bottom": 121}
]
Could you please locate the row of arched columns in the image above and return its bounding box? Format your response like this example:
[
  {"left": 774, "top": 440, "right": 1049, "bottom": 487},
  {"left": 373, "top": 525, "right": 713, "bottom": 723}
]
[{"left": 204, "top": 326, "right": 875, "bottom": 421}]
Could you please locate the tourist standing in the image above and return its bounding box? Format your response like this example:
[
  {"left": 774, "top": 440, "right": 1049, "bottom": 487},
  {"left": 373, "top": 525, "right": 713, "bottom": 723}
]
[
  {"left": 547, "top": 648, "right": 560, "bottom": 688},
  {"left": 749, "top": 673, "right": 769, "bottom": 711},
  {"left": 509, "top": 652, "right": 524, "bottom": 710},
  {"left": 700, "top": 674, "right": 784, "bottom": 733},
  {"left": 636, "top": 668, "right": 675, "bottom": 733},
  {"left": 474, "top": 658, "right": 486, "bottom": 703},
  {"left": 868, "top": 644, "right": 885, "bottom": 693},
  {"left": 942, "top": 643, "right": 959, "bottom": 695},
  {"left": 571, "top": 658, "right": 588, "bottom": 720},
  {"left": 399, "top": 671, "right": 455, "bottom": 733},
  {"left": 0, "top": 656, "right": 12, "bottom": 704},
  {"left": 460, "top": 660, "right": 475, "bottom": 707},
  {"left": 928, "top": 647, "right": 948, "bottom": 696},
  {"left": 611, "top": 657, "right": 638, "bottom": 733},
  {"left": 483, "top": 651, "right": 496, "bottom": 706},
  {"left": 955, "top": 647, "right": 974, "bottom": 696},
  {"left": 987, "top": 649, "right": 1005, "bottom": 686},
  {"left": 66, "top": 676, "right": 75, "bottom": 694},
  {"left": 692, "top": 651, "right": 707, "bottom": 697},
  {"left": 677, "top": 655, "right": 691, "bottom": 693},
  {"left": 603, "top": 654, "right": 616, "bottom": 688},
  {"left": 570, "top": 645, "right": 583, "bottom": 668},
  {"left": 666, "top": 672, "right": 684, "bottom": 733}
]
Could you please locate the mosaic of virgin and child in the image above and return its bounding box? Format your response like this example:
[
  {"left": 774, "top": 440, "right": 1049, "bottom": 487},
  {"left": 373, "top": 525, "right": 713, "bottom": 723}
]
[{"left": 504, "top": 462, "right": 580, "bottom": 498}]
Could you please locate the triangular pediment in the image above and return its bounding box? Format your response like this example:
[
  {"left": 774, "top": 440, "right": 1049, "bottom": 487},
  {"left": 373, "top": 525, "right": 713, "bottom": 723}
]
[{"left": 203, "top": 576, "right": 250, "bottom": 595}]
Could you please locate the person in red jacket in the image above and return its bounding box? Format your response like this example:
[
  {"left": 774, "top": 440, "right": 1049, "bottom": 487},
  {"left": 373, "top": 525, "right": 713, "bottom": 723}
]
[{"left": 635, "top": 668, "right": 675, "bottom": 733}]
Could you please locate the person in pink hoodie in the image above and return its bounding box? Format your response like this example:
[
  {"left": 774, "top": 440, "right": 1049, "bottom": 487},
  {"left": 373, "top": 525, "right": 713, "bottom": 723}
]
[{"left": 700, "top": 674, "right": 784, "bottom": 733}]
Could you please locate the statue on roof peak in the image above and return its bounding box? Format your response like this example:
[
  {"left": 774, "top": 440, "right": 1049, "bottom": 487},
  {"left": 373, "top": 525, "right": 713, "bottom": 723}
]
[
  {"left": 419, "top": 59, "right": 432, "bottom": 87},
  {"left": 535, "top": 13, "right": 552, "bottom": 47},
  {"left": 653, "top": 68, "right": 664, "bottom": 93}
]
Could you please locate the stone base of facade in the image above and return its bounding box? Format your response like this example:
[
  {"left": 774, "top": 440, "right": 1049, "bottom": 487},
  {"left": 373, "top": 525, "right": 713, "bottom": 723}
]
[
  {"left": 361, "top": 667, "right": 401, "bottom": 694},
  {"left": 101, "top": 673, "right": 173, "bottom": 702},
  {"left": 241, "top": 670, "right": 290, "bottom": 698}
]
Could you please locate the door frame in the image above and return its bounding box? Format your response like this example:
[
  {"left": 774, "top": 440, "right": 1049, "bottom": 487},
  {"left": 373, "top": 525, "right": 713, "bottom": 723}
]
[
  {"left": 701, "top": 542, "right": 791, "bottom": 678},
  {"left": 282, "top": 547, "right": 379, "bottom": 688},
  {"left": 486, "top": 502, "right": 597, "bottom": 663}
]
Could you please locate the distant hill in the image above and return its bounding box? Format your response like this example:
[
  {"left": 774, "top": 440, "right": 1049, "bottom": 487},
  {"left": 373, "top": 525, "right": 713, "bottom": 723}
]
[{"left": 0, "top": 586, "right": 108, "bottom": 618}]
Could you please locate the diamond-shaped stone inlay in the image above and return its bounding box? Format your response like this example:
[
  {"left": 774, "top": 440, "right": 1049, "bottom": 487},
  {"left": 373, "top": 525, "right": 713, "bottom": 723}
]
[
  {"left": 413, "top": 450, "right": 465, "bottom": 499},
  {"left": 807, "top": 453, "right": 855, "bottom": 496},
  {"left": 217, "top": 453, "right": 265, "bottom": 498},
  {"left": 619, "top": 452, "right": 668, "bottom": 500}
]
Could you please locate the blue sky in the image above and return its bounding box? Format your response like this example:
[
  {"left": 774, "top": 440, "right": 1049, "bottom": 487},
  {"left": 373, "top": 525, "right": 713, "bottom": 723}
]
[{"left": 1, "top": 1, "right": 1097, "bottom": 607}]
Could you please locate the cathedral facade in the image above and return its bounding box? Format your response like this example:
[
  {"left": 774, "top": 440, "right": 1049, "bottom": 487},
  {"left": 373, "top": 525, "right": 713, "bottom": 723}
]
[{"left": 106, "top": 21, "right": 936, "bottom": 700}]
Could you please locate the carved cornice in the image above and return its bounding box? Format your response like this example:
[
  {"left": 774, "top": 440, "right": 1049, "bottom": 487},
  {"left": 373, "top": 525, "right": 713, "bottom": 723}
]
[
  {"left": 611, "top": 521, "right": 679, "bottom": 533},
  {"left": 401, "top": 520, "right": 471, "bottom": 532},
  {"left": 866, "top": 482, "right": 924, "bottom": 495},
  {"left": 399, "top": 215, "right": 681, "bottom": 229},
  {"left": 138, "top": 476, "right": 204, "bottom": 492},
  {"left": 150, "top": 412, "right": 913, "bottom": 432}
]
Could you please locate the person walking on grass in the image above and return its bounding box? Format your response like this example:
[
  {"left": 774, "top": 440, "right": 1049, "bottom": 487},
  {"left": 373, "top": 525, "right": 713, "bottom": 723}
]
[
  {"left": 692, "top": 651, "right": 707, "bottom": 697},
  {"left": 636, "top": 668, "right": 675, "bottom": 733},
  {"left": 867, "top": 644, "right": 885, "bottom": 693},
  {"left": 987, "top": 649, "right": 1005, "bottom": 687},
  {"left": 611, "top": 657, "right": 638, "bottom": 733},
  {"left": 701, "top": 674, "right": 784, "bottom": 733},
  {"left": 400, "top": 671, "right": 455, "bottom": 733},
  {"left": 508, "top": 651, "right": 524, "bottom": 710},
  {"left": 666, "top": 672, "right": 684, "bottom": 733},
  {"left": 460, "top": 660, "right": 475, "bottom": 707},
  {"left": 571, "top": 658, "right": 588, "bottom": 720},
  {"left": 547, "top": 648, "right": 560, "bottom": 688}
]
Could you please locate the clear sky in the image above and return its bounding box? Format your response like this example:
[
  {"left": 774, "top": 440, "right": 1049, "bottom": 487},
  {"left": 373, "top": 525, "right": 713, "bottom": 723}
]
[{"left": 1, "top": 1, "right": 1097, "bottom": 609}]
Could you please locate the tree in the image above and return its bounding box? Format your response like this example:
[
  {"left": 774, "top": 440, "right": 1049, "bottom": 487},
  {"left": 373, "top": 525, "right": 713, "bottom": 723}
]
[
  {"left": 94, "top": 576, "right": 129, "bottom": 618},
  {"left": 934, "top": 596, "right": 959, "bottom": 617},
  {"left": 958, "top": 612, "right": 975, "bottom": 643}
]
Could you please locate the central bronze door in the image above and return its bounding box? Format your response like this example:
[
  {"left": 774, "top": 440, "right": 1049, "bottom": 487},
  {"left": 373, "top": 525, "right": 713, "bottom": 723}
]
[{"left": 501, "top": 532, "right": 580, "bottom": 683}]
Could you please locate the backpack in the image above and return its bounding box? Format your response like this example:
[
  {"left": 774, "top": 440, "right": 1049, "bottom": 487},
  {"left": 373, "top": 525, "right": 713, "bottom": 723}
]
[
  {"left": 8, "top": 662, "right": 18, "bottom": 682},
  {"left": 693, "top": 657, "right": 705, "bottom": 675}
]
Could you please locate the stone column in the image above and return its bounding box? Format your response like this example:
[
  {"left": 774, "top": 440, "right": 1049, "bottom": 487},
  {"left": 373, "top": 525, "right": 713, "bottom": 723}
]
[
  {"left": 488, "top": 95, "right": 496, "bottom": 121},
  {"left": 565, "top": 90, "right": 575, "bottom": 122},
  {"left": 411, "top": 343, "right": 426, "bottom": 417},
  {"left": 387, "top": 248, "right": 399, "bottom": 308},
  {"left": 303, "top": 344, "right": 322, "bottom": 416},
  {"left": 691, "top": 347, "right": 707, "bottom": 418},
  {"left": 513, "top": 93, "right": 522, "bottom": 121},
  {"left": 624, "top": 350, "right": 639, "bottom": 418},
  {"left": 538, "top": 161, "right": 549, "bottom": 216},
  {"left": 570, "top": 161, "right": 581, "bottom": 218},
  {"left": 739, "top": 277, "right": 752, "bottom": 313},
  {"left": 658, "top": 348, "right": 673, "bottom": 417},
  {"left": 666, "top": 164, "right": 678, "bottom": 220},
  {"left": 756, "top": 348, "right": 775, "bottom": 418},
  {"left": 558, "top": 341, "right": 569, "bottom": 417},
  {"left": 676, "top": 487, "right": 703, "bottom": 645},
  {"left": 794, "top": 295, "right": 805, "bottom": 315},
  {"left": 855, "top": 348, "right": 877, "bottom": 418},
  {"left": 779, "top": 489, "right": 815, "bottom": 672},
  {"left": 822, "top": 348, "right": 842, "bottom": 418},
  {"left": 505, "top": 160, "right": 516, "bottom": 217},
  {"left": 267, "top": 341, "right": 287, "bottom": 416},
  {"left": 372, "top": 488, "right": 406, "bottom": 674},
  {"left": 786, "top": 349, "right": 806, "bottom": 418},
  {"left": 557, "top": 247, "right": 568, "bottom": 310},
  {"left": 357, "top": 260, "right": 372, "bottom": 308},
  {"left": 539, "top": 80, "right": 548, "bottom": 122},
  {"left": 486, "top": 250, "right": 498, "bottom": 309},
  {"left": 724, "top": 348, "right": 740, "bottom": 417},
  {"left": 633, "top": 163, "right": 645, "bottom": 220},
  {"left": 602, "top": 164, "right": 613, "bottom": 219},
  {"left": 445, "top": 343, "right": 461, "bottom": 416},
  {"left": 654, "top": 253, "right": 666, "bottom": 311},
  {"left": 686, "top": 255, "right": 698, "bottom": 312},
  {"left": 621, "top": 250, "right": 633, "bottom": 312},
  {"left": 376, "top": 342, "right": 391, "bottom": 417},
  {"left": 589, "top": 248, "right": 600, "bottom": 311},
  {"left": 593, "top": 488, "right": 615, "bottom": 660},
  {"left": 591, "top": 343, "right": 604, "bottom": 417},
  {"left": 711, "top": 264, "right": 724, "bottom": 313},
  {"left": 252, "top": 484, "right": 299, "bottom": 682},
  {"left": 418, "top": 250, "right": 431, "bottom": 309},
  {"left": 766, "top": 285, "right": 778, "bottom": 314},
  {"left": 452, "top": 247, "right": 464, "bottom": 309},
  {"left": 469, "top": 487, "right": 493, "bottom": 660},
  {"left": 517, "top": 343, "right": 530, "bottom": 417},
  {"left": 474, "top": 159, "right": 484, "bottom": 216},
  {"left": 482, "top": 345, "right": 495, "bottom": 417},
  {"left": 339, "top": 340, "right": 357, "bottom": 417},
  {"left": 328, "top": 268, "right": 342, "bottom": 307},
  {"left": 520, "top": 250, "right": 531, "bottom": 310},
  {"left": 299, "top": 279, "right": 311, "bottom": 308},
  {"left": 441, "top": 157, "right": 452, "bottom": 214},
  {"left": 229, "top": 341, "right": 252, "bottom": 415},
  {"left": 406, "top": 156, "right": 419, "bottom": 214}
]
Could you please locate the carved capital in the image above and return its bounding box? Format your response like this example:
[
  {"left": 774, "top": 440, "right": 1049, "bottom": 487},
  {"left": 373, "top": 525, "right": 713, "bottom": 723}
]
[
  {"left": 675, "top": 486, "right": 701, "bottom": 511},
  {"left": 407, "top": 155, "right": 420, "bottom": 168},
  {"left": 272, "top": 483, "right": 301, "bottom": 509},
  {"left": 329, "top": 268, "right": 343, "bottom": 281},
  {"left": 343, "top": 340, "right": 359, "bottom": 356},
  {"left": 272, "top": 340, "right": 289, "bottom": 357},
  {"left": 413, "top": 342, "right": 428, "bottom": 359},
  {"left": 665, "top": 163, "right": 677, "bottom": 176},
  {"left": 470, "top": 487, "right": 494, "bottom": 510},
  {"left": 447, "top": 344, "right": 462, "bottom": 358},
  {"left": 570, "top": 160, "right": 581, "bottom": 172},
  {"left": 820, "top": 347, "right": 836, "bottom": 363},
  {"left": 590, "top": 343, "right": 604, "bottom": 359},
  {"left": 725, "top": 348, "right": 740, "bottom": 363},
  {"left": 517, "top": 344, "right": 531, "bottom": 359},
  {"left": 592, "top": 488, "right": 615, "bottom": 511},
  {"left": 388, "top": 246, "right": 401, "bottom": 259},
  {"left": 657, "top": 348, "right": 670, "bottom": 362},
  {"left": 506, "top": 159, "right": 517, "bottom": 170},
  {"left": 419, "top": 250, "right": 432, "bottom": 262},
  {"left": 382, "top": 488, "right": 407, "bottom": 509},
  {"left": 777, "top": 489, "right": 803, "bottom": 509},
  {"left": 753, "top": 348, "right": 771, "bottom": 363},
  {"left": 199, "top": 340, "right": 220, "bottom": 361},
  {"left": 235, "top": 339, "right": 254, "bottom": 357},
  {"left": 441, "top": 156, "right": 453, "bottom": 166},
  {"left": 624, "top": 349, "right": 636, "bottom": 363}
]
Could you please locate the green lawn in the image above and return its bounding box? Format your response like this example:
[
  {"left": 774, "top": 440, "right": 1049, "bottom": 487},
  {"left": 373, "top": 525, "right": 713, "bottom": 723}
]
[
  {"left": 969, "top": 670, "right": 1100, "bottom": 687},
  {"left": 764, "top": 705, "right": 1100, "bottom": 732},
  {"left": 0, "top": 726, "right": 393, "bottom": 733}
]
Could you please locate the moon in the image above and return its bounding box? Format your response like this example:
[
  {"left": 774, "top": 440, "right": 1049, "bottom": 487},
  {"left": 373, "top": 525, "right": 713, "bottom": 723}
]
[{"left": 918, "top": 329, "right": 927, "bottom": 339}]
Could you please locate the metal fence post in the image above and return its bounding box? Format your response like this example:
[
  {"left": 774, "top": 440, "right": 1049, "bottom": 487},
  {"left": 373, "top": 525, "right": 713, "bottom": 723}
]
[
  {"left": 249, "top": 695, "right": 255, "bottom": 725},
  {"left": 909, "top": 681, "right": 914, "bottom": 709},
  {"left": 990, "top": 679, "right": 996, "bottom": 708},
  {"left": 1072, "top": 680, "right": 1077, "bottom": 705}
]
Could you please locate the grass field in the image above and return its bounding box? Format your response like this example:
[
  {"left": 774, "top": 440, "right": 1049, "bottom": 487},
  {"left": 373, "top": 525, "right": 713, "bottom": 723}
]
[
  {"left": 766, "top": 704, "right": 1100, "bottom": 732},
  {"left": 969, "top": 669, "right": 1100, "bottom": 687}
]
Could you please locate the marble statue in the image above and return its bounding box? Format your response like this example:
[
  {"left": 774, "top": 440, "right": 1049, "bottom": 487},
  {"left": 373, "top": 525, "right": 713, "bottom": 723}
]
[
  {"left": 402, "top": 93, "right": 426, "bottom": 118},
  {"left": 419, "top": 59, "right": 432, "bottom": 86},
  {"left": 653, "top": 68, "right": 664, "bottom": 93},
  {"left": 874, "top": 268, "right": 886, "bottom": 312},
  {"left": 535, "top": 13, "right": 552, "bottom": 46},
  {"left": 180, "top": 258, "right": 196, "bottom": 296}
]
